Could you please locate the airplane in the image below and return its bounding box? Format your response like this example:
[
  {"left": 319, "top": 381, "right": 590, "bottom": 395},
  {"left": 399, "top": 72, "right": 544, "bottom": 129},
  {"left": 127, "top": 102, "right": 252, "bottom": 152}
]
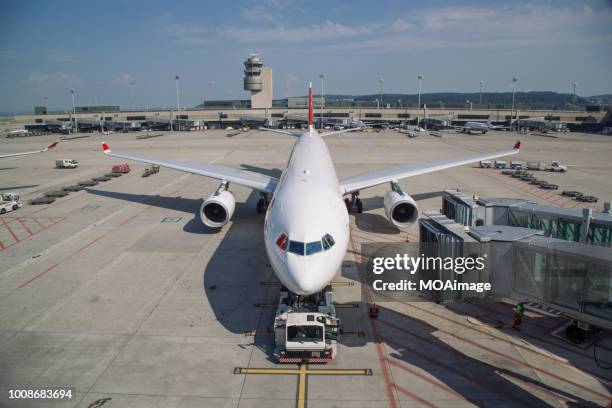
[
  {"left": 0, "top": 140, "right": 60, "bottom": 159},
  {"left": 100, "top": 82, "right": 520, "bottom": 296},
  {"left": 457, "top": 120, "right": 503, "bottom": 134}
]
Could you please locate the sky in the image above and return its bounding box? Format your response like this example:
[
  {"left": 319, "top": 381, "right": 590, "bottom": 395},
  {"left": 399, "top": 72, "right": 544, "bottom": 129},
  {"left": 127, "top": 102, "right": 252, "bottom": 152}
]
[{"left": 1, "top": 0, "right": 611, "bottom": 113}]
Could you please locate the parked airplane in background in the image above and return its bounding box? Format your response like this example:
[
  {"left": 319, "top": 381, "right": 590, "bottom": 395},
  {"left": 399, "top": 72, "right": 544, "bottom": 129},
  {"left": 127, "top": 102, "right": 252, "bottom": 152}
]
[
  {"left": 101, "top": 83, "right": 520, "bottom": 296},
  {"left": 457, "top": 120, "right": 503, "bottom": 134},
  {"left": 0, "top": 140, "right": 59, "bottom": 159}
]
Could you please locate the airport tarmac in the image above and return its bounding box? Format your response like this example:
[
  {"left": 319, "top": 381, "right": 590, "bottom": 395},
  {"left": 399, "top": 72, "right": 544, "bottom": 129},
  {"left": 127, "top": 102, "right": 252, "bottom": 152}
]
[{"left": 0, "top": 128, "right": 611, "bottom": 407}]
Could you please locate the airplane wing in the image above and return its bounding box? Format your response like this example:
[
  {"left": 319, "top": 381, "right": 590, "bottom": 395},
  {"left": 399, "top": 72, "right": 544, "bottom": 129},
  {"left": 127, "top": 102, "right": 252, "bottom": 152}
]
[
  {"left": 320, "top": 127, "right": 362, "bottom": 137},
  {"left": 101, "top": 142, "right": 278, "bottom": 193},
  {"left": 260, "top": 128, "right": 303, "bottom": 137},
  {"left": 0, "top": 140, "right": 59, "bottom": 159},
  {"left": 340, "top": 141, "right": 521, "bottom": 194}
]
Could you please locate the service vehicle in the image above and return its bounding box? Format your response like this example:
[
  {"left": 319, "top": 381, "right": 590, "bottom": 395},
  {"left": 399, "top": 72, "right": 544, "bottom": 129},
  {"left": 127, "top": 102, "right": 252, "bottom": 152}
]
[
  {"left": 273, "top": 286, "right": 340, "bottom": 363},
  {"left": 527, "top": 162, "right": 542, "bottom": 170},
  {"left": 562, "top": 191, "right": 583, "bottom": 198},
  {"left": 55, "top": 159, "right": 79, "bottom": 169},
  {"left": 546, "top": 161, "right": 568, "bottom": 172},
  {"left": 62, "top": 185, "right": 85, "bottom": 192},
  {"left": 92, "top": 176, "right": 112, "bottom": 182},
  {"left": 111, "top": 163, "right": 130, "bottom": 174},
  {"left": 540, "top": 183, "right": 559, "bottom": 190},
  {"left": 29, "top": 196, "right": 55, "bottom": 205},
  {"left": 78, "top": 180, "right": 99, "bottom": 187},
  {"left": 511, "top": 161, "right": 525, "bottom": 170},
  {"left": 44, "top": 190, "right": 69, "bottom": 198},
  {"left": 479, "top": 160, "right": 492, "bottom": 168},
  {"left": 577, "top": 195, "right": 598, "bottom": 203},
  {"left": 494, "top": 160, "right": 507, "bottom": 169},
  {"left": 0, "top": 193, "right": 22, "bottom": 214}
]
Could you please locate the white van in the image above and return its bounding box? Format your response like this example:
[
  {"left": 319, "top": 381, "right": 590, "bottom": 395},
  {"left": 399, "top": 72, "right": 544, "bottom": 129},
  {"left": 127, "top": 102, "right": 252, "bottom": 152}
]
[{"left": 56, "top": 159, "right": 79, "bottom": 169}]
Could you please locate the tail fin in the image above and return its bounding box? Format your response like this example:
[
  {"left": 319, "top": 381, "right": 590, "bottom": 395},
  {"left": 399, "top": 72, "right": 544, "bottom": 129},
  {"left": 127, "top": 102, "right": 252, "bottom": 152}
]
[{"left": 308, "top": 82, "right": 313, "bottom": 129}]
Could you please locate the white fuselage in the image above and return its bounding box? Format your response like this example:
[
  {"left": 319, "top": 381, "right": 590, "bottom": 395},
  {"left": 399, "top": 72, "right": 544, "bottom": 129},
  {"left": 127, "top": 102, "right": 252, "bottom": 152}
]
[{"left": 264, "top": 128, "right": 349, "bottom": 295}]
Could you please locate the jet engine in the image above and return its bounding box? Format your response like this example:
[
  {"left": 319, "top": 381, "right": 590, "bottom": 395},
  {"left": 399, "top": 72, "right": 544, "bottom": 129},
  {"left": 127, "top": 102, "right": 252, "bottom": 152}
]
[
  {"left": 383, "top": 183, "right": 419, "bottom": 227},
  {"left": 200, "top": 184, "right": 236, "bottom": 228}
]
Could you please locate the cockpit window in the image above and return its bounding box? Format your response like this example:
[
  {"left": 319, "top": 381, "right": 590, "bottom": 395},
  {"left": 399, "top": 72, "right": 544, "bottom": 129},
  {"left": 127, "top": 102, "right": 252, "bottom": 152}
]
[
  {"left": 322, "top": 234, "right": 335, "bottom": 250},
  {"left": 288, "top": 240, "right": 305, "bottom": 255},
  {"left": 305, "top": 241, "right": 322, "bottom": 255}
]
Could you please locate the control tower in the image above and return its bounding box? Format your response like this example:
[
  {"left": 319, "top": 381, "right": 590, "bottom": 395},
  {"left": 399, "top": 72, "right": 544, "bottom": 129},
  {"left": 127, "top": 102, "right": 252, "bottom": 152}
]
[{"left": 244, "top": 54, "right": 272, "bottom": 109}]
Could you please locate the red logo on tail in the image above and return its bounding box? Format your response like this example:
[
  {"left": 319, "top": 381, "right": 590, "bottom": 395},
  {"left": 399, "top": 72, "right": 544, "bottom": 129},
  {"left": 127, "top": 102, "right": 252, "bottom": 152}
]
[{"left": 514, "top": 141, "right": 521, "bottom": 150}]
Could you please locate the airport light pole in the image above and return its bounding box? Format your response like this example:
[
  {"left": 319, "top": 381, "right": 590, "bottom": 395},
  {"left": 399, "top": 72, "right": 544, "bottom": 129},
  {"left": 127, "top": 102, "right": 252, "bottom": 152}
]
[
  {"left": 417, "top": 75, "right": 422, "bottom": 108},
  {"left": 43, "top": 96, "right": 48, "bottom": 115},
  {"left": 70, "top": 89, "right": 76, "bottom": 134},
  {"left": 128, "top": 81, "right": 135, "bottom": 110},
  {"left": 175, "top": 75, "right": 180, "bottom": 131},
  {"left": 511, "top": 77, "right": 518, "bottom": 131},
  {"left": 379, "top": 78, "right": 384, "bottom": 109},
  {"left": 175, "top": 75, "right": 181, "bottom": 112},
  {"left": 479, "top": 80, "right": 484, "bottom": 105},
  {"left": 572, "top": 81, "right": 577, "bottom": 104},
  {"left": 320, "top": 74, "right": 325, "bottom": 128}
]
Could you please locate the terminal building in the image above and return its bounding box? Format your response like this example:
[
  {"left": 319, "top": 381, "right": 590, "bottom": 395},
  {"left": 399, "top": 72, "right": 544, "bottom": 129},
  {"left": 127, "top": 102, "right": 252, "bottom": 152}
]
[
  {"left": 418, "top": 190, "right": 612, "bottom": 331},
  {"left": 9, "top": 54, "right": 612, "bottom": 132}
]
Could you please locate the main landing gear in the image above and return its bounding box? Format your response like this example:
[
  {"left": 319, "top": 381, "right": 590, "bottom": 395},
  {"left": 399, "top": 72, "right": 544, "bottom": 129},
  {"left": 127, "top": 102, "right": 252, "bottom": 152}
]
[
  {"left": 257, "top": 193, "right": 269, "bottom": 214},
  {"left": 344, "top": 192, "right": 363, "bottom": 214}
]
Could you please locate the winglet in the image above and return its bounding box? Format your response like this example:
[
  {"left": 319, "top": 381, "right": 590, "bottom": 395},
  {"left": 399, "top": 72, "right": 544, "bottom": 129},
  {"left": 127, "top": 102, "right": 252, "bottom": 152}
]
[
  {"left": 46, "top": 140, "right": 59, "bottom": 150},
  {"left": 308, "top": 82, "right": 313, "bottom": 129},
  {"left": 514, "top": 140, "right": 521, "bottom": 151},
  {"left": 102, "top": 142, "right": 111, "bottom": 154}
]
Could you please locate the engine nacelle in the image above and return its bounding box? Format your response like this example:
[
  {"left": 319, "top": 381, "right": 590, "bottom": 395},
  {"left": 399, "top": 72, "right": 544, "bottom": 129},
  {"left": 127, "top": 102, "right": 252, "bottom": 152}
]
[
  {"left": 384, "top": 190, "right": 419, "bottom": 227},
  {"left": 200, "top": 189, "right": 236, "bottom": 228}
]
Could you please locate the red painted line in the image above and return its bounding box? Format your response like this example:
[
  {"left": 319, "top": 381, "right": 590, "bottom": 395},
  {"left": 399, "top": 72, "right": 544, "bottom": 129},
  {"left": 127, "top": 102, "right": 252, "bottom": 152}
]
[
  {"left": 387, "top": 359, "right": 466, "bottom": 400},
  {"left": 17, "top": 219, "right": 33, "bottom": 236},
  {"left": 118, "top": 213, "right": 139, "bottom": 227},
  {"left": 379, "top": 318, "right": 611, "bottom": 400},
  {"left": 77, "top": 234, "right": 106, "bottom": 253},
  {"left": 370, "top": 319, "right": 399, "bottom": 408},
  {"left": 383, "top": 300, "right": 612, "bottom": 384},
  {"left": 31, "top": 217, "right": 45, "bottom": 230},
  {"left": 0, "top": 217, "right": 20, "bottom": 242},
  {"left": 465, "top": 302, "right": 559, "bottom": 330},
  {"left": 0, "top": 217, "right": 67, "bottom": 252},
  {"left": 382, "top": 337, "right": 548, "bottom": 408},
  {"left": 393, "top": 383, "right": 438, "bottom": 408},
  {"left": 349, "top": 232, "right": 398, "bottom": 408},
  {"left": 18, "top": 263, "right": 59, "bottom": 288}
]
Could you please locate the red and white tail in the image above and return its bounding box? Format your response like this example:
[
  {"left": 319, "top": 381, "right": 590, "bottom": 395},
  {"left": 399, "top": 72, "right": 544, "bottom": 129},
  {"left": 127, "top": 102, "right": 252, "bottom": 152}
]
[{"left": 308, "top": 82, "right": 313, "bottom": 129}]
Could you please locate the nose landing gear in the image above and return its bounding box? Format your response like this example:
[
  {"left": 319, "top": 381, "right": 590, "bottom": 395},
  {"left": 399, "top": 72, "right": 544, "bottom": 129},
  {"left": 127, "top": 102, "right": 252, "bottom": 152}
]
[{"left": 344, "top": 192, "right": 363, "bottom": 214}]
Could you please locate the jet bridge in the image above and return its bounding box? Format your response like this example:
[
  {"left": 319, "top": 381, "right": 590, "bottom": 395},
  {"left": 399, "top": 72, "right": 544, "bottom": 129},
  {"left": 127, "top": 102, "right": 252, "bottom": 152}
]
[{"left": 419, "top": 211, "right": 612, "bottom": 330}]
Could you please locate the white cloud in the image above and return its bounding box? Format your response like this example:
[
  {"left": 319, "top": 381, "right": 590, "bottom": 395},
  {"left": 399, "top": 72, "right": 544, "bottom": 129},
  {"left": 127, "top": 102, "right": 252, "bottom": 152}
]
[
  {"left": 218, "top": 20, "right": 377, "bottom": 43},
  {"left": 47, "top": 49, "right": 77, "bottom": 63},
  {"left": 156, "top": 15, "right": 209, "bottom": 45},
  {"left": 240, "top": 0, "right": 297, "bottom": 22},
  {"left": 112, "top": 73, "right": 135, "bottom": 86},
  {"left": 27, "top": 72, "right": 83, "bottom": 85}
]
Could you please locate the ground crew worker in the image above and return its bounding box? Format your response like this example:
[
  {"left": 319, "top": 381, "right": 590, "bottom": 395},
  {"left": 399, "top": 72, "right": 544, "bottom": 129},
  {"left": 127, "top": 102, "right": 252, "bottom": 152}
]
[{"left": 511, "top": 302, "right": 525, "bottom": 330}]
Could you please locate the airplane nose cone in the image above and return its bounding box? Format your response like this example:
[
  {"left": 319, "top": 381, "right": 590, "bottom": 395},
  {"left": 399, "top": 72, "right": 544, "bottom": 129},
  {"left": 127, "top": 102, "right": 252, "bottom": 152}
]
[{"left": 286, "top": 256, "right": 326, "bottom": 295}]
